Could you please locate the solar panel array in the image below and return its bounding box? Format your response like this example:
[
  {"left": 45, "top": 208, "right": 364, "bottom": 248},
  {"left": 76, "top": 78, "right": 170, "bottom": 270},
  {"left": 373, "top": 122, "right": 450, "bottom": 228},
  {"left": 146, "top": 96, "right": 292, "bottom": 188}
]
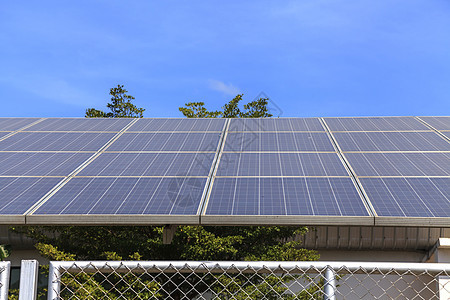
[
  {"left": 0, "top": 117, "right": 448, "bottom": 226},
  {"left": 323, "top": 117, "right": 450, "bottom": 226},
  {"left": 202, "top": 118, "right": 372, "bottom": 225},
  {"left": 30, "top": 118, "right": 225, "bottom": 224}
]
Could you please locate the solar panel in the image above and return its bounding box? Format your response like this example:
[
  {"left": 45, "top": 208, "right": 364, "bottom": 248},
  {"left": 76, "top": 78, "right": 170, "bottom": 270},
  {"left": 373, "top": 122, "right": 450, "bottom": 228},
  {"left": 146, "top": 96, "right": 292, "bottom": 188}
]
[
  {"left": 78, "top": 153, "right": 216, "bottom": 177},
  {"left": 223, "top": 132, "right": 335, "bottom": 152},
  {"left": 216, "top": 153, "right": 348, "bottom": 176},
  {"left": 324, "top": 117, "right": 429, "bottom": 131},
  {"left": 33, "top": 177, "right": 207, "bottom": 216},
  {"left": 0, "top": 118, "right": 41, "bottom": 131},
  {"left": 202, "top": 118, "right": 370, "bottom": 225},
  {"left": 228, "top": 118, "right": 324, "bottom": 132},
  {"left": 0, "top": 132, "right": 11, "bottom": 139},
  {"left": 326, "top": 116, "right": 450, "bottom": 224},
  {"left": 205, "top": 177, "right": 369, "bottom": 216},
  {"left": 0, "top": 177, "right": 62, "bottom": 215},
  {"left": 107, "top": 132, "right": 222, "bottom": 152},
  {"left": 0, "top": 152, "right": 92, "bottom": 176},
  {"left": 419, "top": 116, "right": 450, "bottom": 131},
  {"left": 0, "top": 132, "right": 116, "bottom": 151},
  {"left": 333, "top": 132, "right": 450, "bottom": 152},
  {"left": 128, "top": 118, "right": 226, "bottom": 132},
  {"left": 24, "top": 118, "right": 134, "bottom": 132},
  {"left": 360, "top": 178, "right": 450, "bottom": 218},
  {"left": 345, "top": 153, "right": 450, "bottom": 176},
  {"left": 442, "top": 132, "right": 450, "bottom": 139},
  {"left": 0, "top": 116, "right": 447, "bottom": 227}
]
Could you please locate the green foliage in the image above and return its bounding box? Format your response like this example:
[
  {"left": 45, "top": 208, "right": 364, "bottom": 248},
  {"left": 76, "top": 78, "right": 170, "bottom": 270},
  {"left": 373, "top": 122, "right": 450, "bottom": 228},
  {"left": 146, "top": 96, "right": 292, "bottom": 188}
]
[
  {"left": 12, "top": 226, "right": 317, "bottom": 262},
  {"left": 221, "top": 94, "right": 243, "bottom": 118},
  {"left": 85, "top": 108, "right": 108, "bottom": 118},
  {"left": 85, "top": 85, "right": 144, "bottom": 118},
  {"left": 179, "top": 94, "right": 273, "bottom": 118},
  {"left": 0, "top": 244, "right": 11, "bottom": 261},
  {"left": 13, "top": 226, "right": 318, "bottom": 298},
  {"left": 213, "top": 273, "right": 324, "bottom": 299},
  {"left": 178, "top": 102, "right": 221, "bottom": 118},
  {"left": 35, "top": 242, "right": 75, "bottom": 261},
  {"left": 241, "top": 96, "right": 272, "bottom": 118}
]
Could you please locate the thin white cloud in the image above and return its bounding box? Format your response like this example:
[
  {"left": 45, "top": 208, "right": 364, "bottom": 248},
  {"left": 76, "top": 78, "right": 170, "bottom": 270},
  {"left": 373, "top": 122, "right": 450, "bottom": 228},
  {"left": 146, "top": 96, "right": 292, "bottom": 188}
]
[{"left": 208, "top": 79, "right": 240, "bottom": 96}]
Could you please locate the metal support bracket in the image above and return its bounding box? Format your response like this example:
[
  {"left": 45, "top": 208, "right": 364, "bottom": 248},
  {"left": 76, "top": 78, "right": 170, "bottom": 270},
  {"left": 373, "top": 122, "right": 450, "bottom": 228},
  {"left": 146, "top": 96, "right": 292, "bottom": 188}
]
[{"left": 163, "top": 225, "right": 178, "bottom": 244}]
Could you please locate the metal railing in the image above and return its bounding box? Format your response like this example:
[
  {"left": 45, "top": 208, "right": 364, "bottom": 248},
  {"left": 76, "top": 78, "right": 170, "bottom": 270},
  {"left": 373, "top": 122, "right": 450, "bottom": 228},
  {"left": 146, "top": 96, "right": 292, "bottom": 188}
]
[
  {"left": 45, "top": 261, "right": 450, "bottom": 299},
  {"left": 0, "top": 261, "right": 10, "bottom": 300}
]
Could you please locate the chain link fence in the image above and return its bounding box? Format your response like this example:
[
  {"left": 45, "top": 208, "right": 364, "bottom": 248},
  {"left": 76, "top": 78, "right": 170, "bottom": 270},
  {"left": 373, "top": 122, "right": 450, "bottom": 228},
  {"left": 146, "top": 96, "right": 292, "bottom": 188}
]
[{"left": 45, "top": 261, "right": 450, "bottom": 300}]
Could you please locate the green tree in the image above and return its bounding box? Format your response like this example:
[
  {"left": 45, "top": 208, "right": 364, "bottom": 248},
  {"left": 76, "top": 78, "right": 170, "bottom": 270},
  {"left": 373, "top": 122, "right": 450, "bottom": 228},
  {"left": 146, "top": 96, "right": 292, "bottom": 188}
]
[
  {"left": 179, "top": 94, "right": 272, "bottom": 118},
  {"left": 178, "top": 102, "right": 221, "bottom": 118},
  {"left": 85, "top": 85, "right": 145, "bottom": 118}
]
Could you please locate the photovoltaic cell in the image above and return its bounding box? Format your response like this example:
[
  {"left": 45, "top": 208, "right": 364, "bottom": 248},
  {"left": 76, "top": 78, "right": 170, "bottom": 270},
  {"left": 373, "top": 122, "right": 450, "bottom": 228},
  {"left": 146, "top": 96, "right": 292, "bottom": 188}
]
[
  {"left": 33, "top": 177, "right": 206, "bottom": 215},
  {"left": 345, "top": 153, "right": 450, "bottom": 176},
  {"left": 24, "top": 118, "right": 133, "bottom": 132},
  {"left": 0, "top": 132, "right": 115, "bottom": 151},
  {"left": 0, "top": 153, "right": 92, "bottom": 176},
  {"left": 0, "top": 177, "right": 62, "bottom": 214},
  {"left": 0, "top": 132, "right": 10, "bottom": 139},
  {"left": 324, "top": 117, "right": 430, "bottom": 131},
  {"left": 107, "top": 132, "right": 222, "bottom": 152},
  {"left": 0, "top": 118, "right": 41, "bottom": 131},
  {"left": 228, "top": 118, "right": 324, "bottom": 132},
  {"left": 360, "top": 178, "right": 450, "bottom": 217},
  {"left": 78, "top": 153, "right": 215, "bottom": 176},
  {"left": 223, "top": 132, "right": 335, "bottom": 152},
  {"left": 333, "top": 132, "right": 450, "bottom": 152},
  {"left": 442, "top": 132, "right": 450, "bottom": 139},
  {"left": 419, "top": 117, "right": 450, "bottom": 131},
  {"left": 216, "top": 153, "right": 348, "bottom": 176},
  {"left": 205, "top": 177, "right": 368, "bottom": 216},
  {"left": 128, "top": 118, "right": 226, "bottom": 132}
]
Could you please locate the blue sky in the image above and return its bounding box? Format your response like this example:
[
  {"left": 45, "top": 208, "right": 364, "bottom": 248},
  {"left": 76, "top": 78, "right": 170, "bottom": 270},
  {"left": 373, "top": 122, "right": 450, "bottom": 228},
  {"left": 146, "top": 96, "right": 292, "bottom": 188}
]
[{"left": 1, "top": 1, "right": 449, "bottom": 118}]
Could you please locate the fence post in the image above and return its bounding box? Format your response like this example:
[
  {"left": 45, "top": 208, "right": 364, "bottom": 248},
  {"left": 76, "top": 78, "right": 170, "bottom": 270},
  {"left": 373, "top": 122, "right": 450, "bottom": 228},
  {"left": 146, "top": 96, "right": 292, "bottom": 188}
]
[
  {"left": 323, "top": 266, "right": 336, "bottom": 300},
  {"left": 0, "top": 262, "right": 11, "bottom": 300},
  {"left": 19, "top": 260, "right": 39, "bottom": 300},
  {"left": 47, "top": 262, "right": 61, "bottom": 300}
]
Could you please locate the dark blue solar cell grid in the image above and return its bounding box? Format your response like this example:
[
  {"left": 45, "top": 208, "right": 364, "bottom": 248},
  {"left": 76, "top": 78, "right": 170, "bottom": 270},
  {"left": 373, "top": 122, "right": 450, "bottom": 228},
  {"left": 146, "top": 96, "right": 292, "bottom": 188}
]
[
  {"left": 333, "top": 132, "right": 450, "bottom": 152},
  {"left": 0, "top": 132, "right": 115, "bottom": 151},
  {"left": 228, "top": 118, "right": 324, "bottom": 132},
  {"left": 0, "top": 177, "right": 62, "bottom": 214},
  {"left": 217, "top": 153, "right": 348, "bottom": 176},
  {"left": 24, "top": 118, "right": 133, "bottom": 132},
  {"left": 107, "top": 132, "right": 222, "bottom": 152},
  {"left": 419, "top": 117, "right": 450, "bottom": 131},
  {"left": 0, "top": 153, "right": 92, "bottom": 176},
  {"left": 360, "top": 178, "right": 450, "bottom": 217},
  {"left": 33, "top": 177, "right": 206, "bottom": 215},
  {"left": 324, "top": 117, "right": 430, "bottom": 131},
  {"left": 0, "top": 132, "right": 10, "bottom": 139},
  {"left": 345, "top": 153, "right": 450, "bottom": 176},
  {"left": 223, "top": 132, "right": 335, "bottom": 152},
  {"left": 0, "top": 118, "right": 41, "bottom": 131},
  {"left": 79, "top": 153, "right": 215, "bottom": 176},
  {"left": 128, "top": 119, "right": 226, "bottom": 132},
  {"left": 206, "top": 178, "right": 368, "bottom": 216}
]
